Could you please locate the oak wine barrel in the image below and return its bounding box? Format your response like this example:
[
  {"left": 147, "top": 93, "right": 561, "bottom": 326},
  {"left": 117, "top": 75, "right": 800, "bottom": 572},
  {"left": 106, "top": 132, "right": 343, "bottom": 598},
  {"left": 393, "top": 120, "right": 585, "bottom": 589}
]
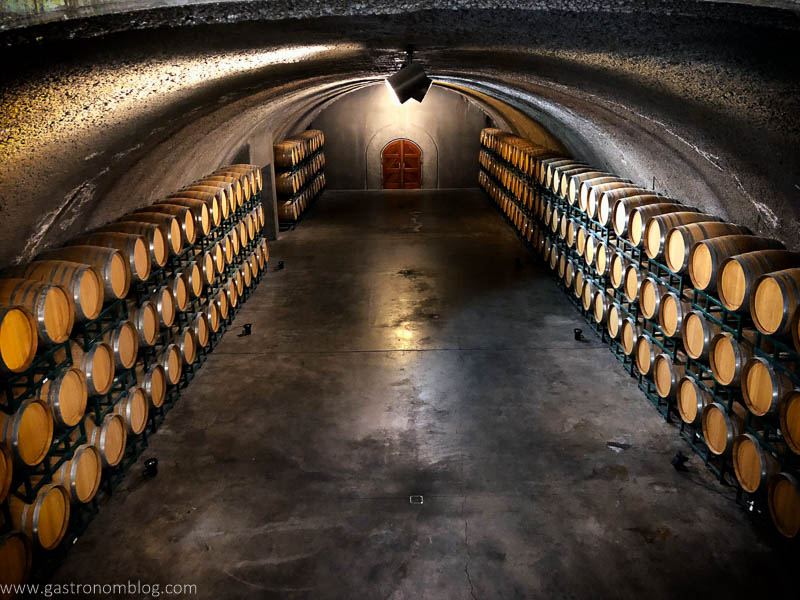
[
  {"left": 183, "top": 261, "right": 204, "bottom": 298},
  {"left": 97, "top": 221, "right": 168, "bottom": 267},
  {"left": 175, "top": 326, "right": 198, "bottom": 365},
  {"left": 193, "top": 312, "right": 210, "bottom": 348},
  {"left": 53, "top": 443, "right": 102, "bottom": 504},
  {"left": 135, "top": 362, "right": 166, "bottom": 409},
  {"left": 169, "top": 189, "right": 223, "bottom": 225},
  {"left": 581, "top": 279, "right": 595, "bottom": 312},
  {"left": 5, "top": 260, "right": 103, "bottom": 322},
  {"left": 0, "top": 305, "right": 37, "bottom": 373},
  {"left": 242, "top": 261, "right": 253, "bottom": 289},
  {"left": 226, "top": 278, "right": 239, "bottom": 309},
  {"left": 114, "top": 386, "right": 149, "bottom": 435},
  {"left": 665, "top": 222, "right": 751, "bottom": 274},
  {"left": 623, "top": 263, "right": 644, "bottom": 303},
  {"left": 200, "top": 176, "right": 241, "bottom": 210},
  {"left": 102, "top": 320, "right": 139, "bottom": 370},
  {"left": 159, "top": 344, "right": 183, "bottom": 386},
  {"left": 709, "top": 331, "right": 755, "bottom": 386},
  {"left": 634, "top": 333, "right": 657, "bottom": 375},
  {"left": 689, "top": 235, "right": 784, "bottom": 292},
  {"left": 0, "top": 278, "right": 73, "bottom": 345},
  {"left": 39, "top": 366, "right": 87, "bottom": 429},
  {"left": 68, "top": 340, "right": 114, "bottom": 397},
  {"left": 609, "top": 253, "right": 627, "bottom": 290},
  {"left": 702, "top": 401, "right": 746, "bottom": 455},
  {"left": 0, "top": 531, "right": 31, "bottom": 589},
  {"left": 133, "top": 205, "right": 196, "bottom": 246},
  {"left": 653, "top": 353, "right": 685, "bottom": 399},
  {"left": 628, "top": 203, "right": 693, "bottom": 247},
  {"left": 206, "top": 299, "right": 221, "bottom": 333},
  {"left": 732, "top": 433, "right": 779, "bottom": 493},
  {"left": 67, "top": 232, "right": 150, "bottom": 282},
  {"left": 639, "top": 276, "right": 667, "bottom": 320},
  {"left": 0, "top": 445, "right": 12, "bottom": 503},
  {"left": 658, "top": 291, "right": 691, "bottom": 338},
  {"left": 8, "top": 483, "right": 70, "bottom": 550},
  {"left": 741, "top": 356, "right": 793, "bottom": 416},
  {"left": 155, "top": 199, "right": 211, "bottom": 237},
  {"left": 564, "top": 259, "right": 576, "bottom": 289},
  {"left": 121, "top": 212, "right": 183, "bottom": 255},
  {"left": 751, "top": 268, "right": 800, "bottom": 336},
  {"left": 607, "top": 303, "right": 624, "bottom": 339},
  {"left": 584, "top": 235, "right": 598, "bottom": 267},
  {"left": 169, "top": 273, "right": 189, "bottom": 313},
  {"left": 677, "top": 375, "right": 712, "bottom": 425},
  {"left": 644, "top": 212, "right": 722, "bottom": 260},
  {"left": 568, "top": 171, "right": 611, "bottom": 205},
  {"left": 718, "top": 250, "right": 800, "bottom": 312},
  {"left": 780, "top": 389, "right": 800, "bottom": 455},
  {"left": 37, "top": 245, "right": 130, "bottom": 300},
  {"left": 592, "top": 291, "right": 610, "bottom": 325},
  {"left": 573, "top": 269, "right": 585, "bottom": 300},
  {"left": 586, "top": 181, "right": 631, "bottom": 218},
  {"left": 212, "top": 241, "right": 225, "bottom": 275},
  {"left": 604, "top": 191, "right": 659, "bottom": 231},
  {"left": 579, "top": 176, "right": 624, "bottom": 213},
  {"left": 620, "top": 317, "right": 639, "bottom": 356},
  {"left": 541, "top": 158, "right": 573, "bottom": 186},
  {"left": 152, "top": 286, "right": 176, "bottom": 328},
  {"left": 84, "top": 413, "right": 126, "bottom": 467},
  {"left": 768, "top": 472, "right": 800, "bottom": 538},
  {"left": 595, "top": 241, "right": 610, "bottom": 276},
  {"left": 128, "top": 300, "right": 159, "bottom": 347},
  {"left": 557, "top": 166, "right": 593, "bottom": 197},
  {"left": 0, "top": 399, "right": 53, "bottom": 466},
  {"left": 681, "top": 310, "right": 720, "bottom": 360}
]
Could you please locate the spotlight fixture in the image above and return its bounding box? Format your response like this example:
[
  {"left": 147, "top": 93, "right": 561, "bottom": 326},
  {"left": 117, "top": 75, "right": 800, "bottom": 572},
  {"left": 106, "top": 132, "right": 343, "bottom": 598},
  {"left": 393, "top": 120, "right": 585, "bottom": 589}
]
[{"left": 385, "top": 48, "right": 432, "bottom": 104}]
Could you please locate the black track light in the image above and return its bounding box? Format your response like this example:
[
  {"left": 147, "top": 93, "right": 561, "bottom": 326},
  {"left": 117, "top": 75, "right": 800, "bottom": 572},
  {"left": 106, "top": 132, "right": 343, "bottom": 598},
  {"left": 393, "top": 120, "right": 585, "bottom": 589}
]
[{"left": 385, "top": 48, "right": 432, "bottom": 104}]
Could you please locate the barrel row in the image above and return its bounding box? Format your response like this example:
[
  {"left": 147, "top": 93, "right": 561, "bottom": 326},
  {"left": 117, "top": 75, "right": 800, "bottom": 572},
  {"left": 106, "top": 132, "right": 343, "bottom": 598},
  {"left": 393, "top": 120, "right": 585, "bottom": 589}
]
[
  {"left": 274, "top": 131, "right": 326, "bottom": 225},
  {"left": 478, "top": 128, "right": 800, "bottom": 540},
  {"left": 0, "top": 164, "right": 269, "bottom": 586},
  {"left": 273, "top": 129, "right": 325, "bottom": 169}
]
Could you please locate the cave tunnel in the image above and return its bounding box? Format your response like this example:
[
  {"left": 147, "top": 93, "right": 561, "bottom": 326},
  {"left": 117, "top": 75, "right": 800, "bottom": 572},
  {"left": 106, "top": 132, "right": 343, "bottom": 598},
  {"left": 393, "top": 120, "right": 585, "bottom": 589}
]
[{"left": 0, "top": 1, "right": 799, "bottom": 598}]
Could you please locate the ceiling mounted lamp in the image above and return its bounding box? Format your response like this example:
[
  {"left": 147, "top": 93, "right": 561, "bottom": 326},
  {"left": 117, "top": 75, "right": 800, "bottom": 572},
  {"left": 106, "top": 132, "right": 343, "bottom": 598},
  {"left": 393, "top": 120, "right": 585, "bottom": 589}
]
[{"left": 385, "top": 48, "right": 432, "bottom": 104}]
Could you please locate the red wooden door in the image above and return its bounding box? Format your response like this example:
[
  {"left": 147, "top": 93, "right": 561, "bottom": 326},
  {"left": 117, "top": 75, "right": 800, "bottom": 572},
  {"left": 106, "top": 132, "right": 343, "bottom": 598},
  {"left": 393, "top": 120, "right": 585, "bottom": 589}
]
[{"left": 381, "top": 139, "right": 422, "bottom": 189}]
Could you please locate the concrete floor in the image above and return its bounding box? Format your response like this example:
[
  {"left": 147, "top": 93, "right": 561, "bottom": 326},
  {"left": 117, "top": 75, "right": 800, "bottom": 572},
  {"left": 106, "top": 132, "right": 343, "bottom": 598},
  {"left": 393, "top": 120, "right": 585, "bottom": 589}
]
[{"left": 54, "top": 190, "right": 793, "bottom": 598}]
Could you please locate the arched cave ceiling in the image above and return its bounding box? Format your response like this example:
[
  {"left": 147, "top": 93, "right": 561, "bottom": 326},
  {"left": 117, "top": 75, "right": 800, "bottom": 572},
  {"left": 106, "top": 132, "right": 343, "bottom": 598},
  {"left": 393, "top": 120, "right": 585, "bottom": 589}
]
[{"left": 0, "top": 1, "right": 798, "bottom": 266}]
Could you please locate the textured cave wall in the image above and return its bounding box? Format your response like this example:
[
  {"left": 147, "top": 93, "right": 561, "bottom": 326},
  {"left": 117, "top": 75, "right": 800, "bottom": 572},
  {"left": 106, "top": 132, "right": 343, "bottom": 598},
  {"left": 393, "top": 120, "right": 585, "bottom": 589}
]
[{"left": 0, "top": 2, "right": 798, "bottom": 267}]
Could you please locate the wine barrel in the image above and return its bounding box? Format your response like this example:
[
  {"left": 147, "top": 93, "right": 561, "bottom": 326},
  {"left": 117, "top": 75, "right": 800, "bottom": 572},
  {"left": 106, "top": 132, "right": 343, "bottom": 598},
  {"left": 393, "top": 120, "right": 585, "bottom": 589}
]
[
  {"left": 600, "top": 190, "right": 657, "bottom": 230},
  {"left": 581, "top": 279, "right": 595, "bottom": 312},
  {"left": 69, "top": 340, "right": 115, "bottom": 396},
  {"left": 576, "top": 226, "right": 588, "bottom": 258},
  {"left": 644, "top": 212, "right": 722, "bottom": 260},
  {"left": 0, "top": 399, "right": 53, "bottom": 466},
  {"left": 653, "top": 353, "right": 685, "bottom": 399},
  {"left": 607, "top": 303, "right": 624, "bottom": 339},
  {"left": 5, "top": 260, "right": 103, "bottom": 322},
  {"left": 586, "top": 181, "right": 631, "bottom": 218},
  {"left": 155, "top": 199, "right": 211, "bottom": 237},
  {"left": 568, "top": 171, "right": 611, "bottom": 205},
  {"left": 709, "top": 331, "right": 756, "bottom": 386},
  {"left": 556, "top": 165, "right": 593, "bottom": 197},
  {"left": 557, "top": 252, "right": 567, "bottom": 279},
  {"left": 741, "top": 356, "right": 793, "bottom": 416},
  {"left": 37, "top": 245, "right": 130, "bottom": 300},
  {"left": 212, "top": 241, "right": 225, "bottom": 275},
  {"left": 702, "top": 401, "right": 745, "bottom": 455},
  {"left": 634, "top": 333, "right": 656, "bottom": 375},
  {"left": 85, "top": 413, "right": 126, "bottom": 467},
  {"left": 564, "top": 259, "right": 576, "bottom": 289},
  {"left": 592, "top": 290, "right": 610, "bottom": 325},
  {"left": 620, "top": 317, "right": 639, "bottom": 356},
  {"left": 192, "top": 178, "right": 237, "bottom": 214},
  {"left": 169, "top": 190, "right": 223, "bottom": 225},
  {"left": 193, "top": 312, "right": 210, "bottom": 348},
  {"left": 96, "top": 222, "right": 168, "bottom": 267},
  {"left": 579, "top": 176, "right": 624, "bottom": 213},
  {"left": 152, "top": 286, "right": 176, "bottom": 328},
  {"left": 639, "top": 276, "right": 667, "bottom": 320},
  {"left": 541, "top": 158, "right": 573, "bottom": 186},
  {"left": 128, "top": 300, "right": 159, "bottom": 347},
  {"left": 121, "top": 212, "right": 183, "bottom": 255},
  {"left": 234, "top": 269, "right": 244, "bottom": 296},
  {"left": 611, "top": 194, "right": 665, "bottom": 236},
  {"left": 8, "top": 483, "right": 70, "bottom": 550},
  {"left": 584, "top": 235, "right": 598, "bottom": 267},
  {"left": 53, "top": 443, "right": 102, "bottom": 503},
  {"left": 681, "top": 310, "right": 720, "bottom": 360},
  {"left": 216, "top": 168, "right": 252, "bottom": 200},
  {"left": 137, "top": 362, "right": 166, "bottom": 408},
  {"left": 0, "top": 305, "right": 37, "bottom": 373},
  {"left": 565, "top": 219, "right": 578, "bottom": 248},
  {"left": 751, "top": 268, "right": 800, "bottom": 336},
  {"left": 609, "top": 253, "right": 627, "bottom": 290},
  {"left": 169, "top": 273, "right": 189, "bottom": 313},
  {"left": 114, "top": 386, "right": 149, "bottom": 435},
  {"left": 689, "top": 235, "right": 784, "bottom": 292},
  {"left": 102, "top": 320, "right": 139, "bottom": 370},
  {"left": 0, "top": 445, "right": 12, "bottom": 503},
  {"left": 665, "top": 222, "right": 751, "bottom": 274},
  {"left": 768, "top": 472, "right": 800, "bottom": 538},
  {"left": 67, "top": 232, "right": 150, "bottom": 282},
  {"left": 259, "top": 238, "right": 269, "bottom": 266},
  {"left": 159, "top": 344, "right": 183, "bottom": 385},
  {"left": 242, "top": 261, "right": 253, "bottom": 289},
  {"left": 175, "top": 326, "right": 198, "bottom": 365},
  {"left": 573, "top": 269, "right": 585, "bottom": 300},
  {"left": 658, "top": 291, "right": 691, "bottom": 338},
  {"left": 780, "top": 389, "right": 800, "bottom": 455},
  {"left": 732, "top": 433, "right": 779, "bottom": 493},
  {"left": 201, "top": 176, "right": 241, "bottom": 210},
  {"left": 0, "top": 531, "right": 31, "bottom": 589},
  {"left": 595, "top": 241, "right": 610, "bottom": 276},
  {"left": 226, "top": 278, "right": 239, "bottom": 309},
  {"left": 628, "top": 203, "right": 693, "bottom": 247},
  {"left": 206, "top": 298, "right": 221, "bottom": 333},
  {"left": 182, "top": 261, "right": 203, "bottom": 299},
  {"left": 623, "top": 263, "right": 644, "bottom": 303},
  {"left": 549, "top": 245, "right": 560, "bottom": 272},
  {"left": 133, "top": 205, "right": 196, "bottom": 246},
  {"left": 718, "top": 250, "right": 800, "bottom": 312},
  {"left": 196, "top": 249, "right": 215, "bottom": 286},
  {"left": 39, "top": 366, "right": 87, "bottom": 428},
  {"left": 224, "top": 164, "right": 262, "bottom": 193},
  {"left": 677, "top": 375, "right": 712, "bottom": 425},
  {"left": 0, "top": 278, "right": 73, "bottom": 345}
]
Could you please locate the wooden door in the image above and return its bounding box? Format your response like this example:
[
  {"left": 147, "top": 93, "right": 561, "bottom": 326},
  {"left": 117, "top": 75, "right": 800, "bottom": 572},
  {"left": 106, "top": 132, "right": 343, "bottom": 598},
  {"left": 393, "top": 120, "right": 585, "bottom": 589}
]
[{"left": 381, "top": 139, "right": 422, "bottom": 189}]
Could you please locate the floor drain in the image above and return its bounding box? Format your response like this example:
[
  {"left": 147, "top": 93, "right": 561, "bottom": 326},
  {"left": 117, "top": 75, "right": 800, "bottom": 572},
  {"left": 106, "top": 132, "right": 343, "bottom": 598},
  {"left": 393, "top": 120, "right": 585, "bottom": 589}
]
[{"left": 409, "top": 495, "right": 424, "bottom": 505}]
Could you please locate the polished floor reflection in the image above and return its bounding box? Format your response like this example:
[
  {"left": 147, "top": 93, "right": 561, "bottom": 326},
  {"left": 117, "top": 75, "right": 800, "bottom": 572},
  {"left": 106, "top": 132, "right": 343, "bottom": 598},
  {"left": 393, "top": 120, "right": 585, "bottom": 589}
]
[{"left": 54, "top": 190, "right": 792, "bottom": 599}]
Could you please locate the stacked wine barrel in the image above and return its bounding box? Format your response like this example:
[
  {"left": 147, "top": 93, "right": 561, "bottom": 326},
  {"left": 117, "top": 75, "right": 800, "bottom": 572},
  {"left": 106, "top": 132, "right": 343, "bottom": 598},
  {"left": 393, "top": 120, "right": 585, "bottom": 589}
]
[
  {"left": 479, "top": 127, "right": 800, "bottom": 540},
  {"left": 274, "top": 130, "right": 326, "bottom": 225},
  {"left": 0, "top": 163, "right": 268, "bottom": 585}
]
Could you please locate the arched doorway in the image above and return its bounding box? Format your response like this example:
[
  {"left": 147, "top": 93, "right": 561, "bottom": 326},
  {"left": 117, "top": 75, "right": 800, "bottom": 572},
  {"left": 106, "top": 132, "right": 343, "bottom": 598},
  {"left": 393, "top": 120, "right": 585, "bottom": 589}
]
[{"left": 381, "top": 139, "right": 422, "bottom": 189}]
